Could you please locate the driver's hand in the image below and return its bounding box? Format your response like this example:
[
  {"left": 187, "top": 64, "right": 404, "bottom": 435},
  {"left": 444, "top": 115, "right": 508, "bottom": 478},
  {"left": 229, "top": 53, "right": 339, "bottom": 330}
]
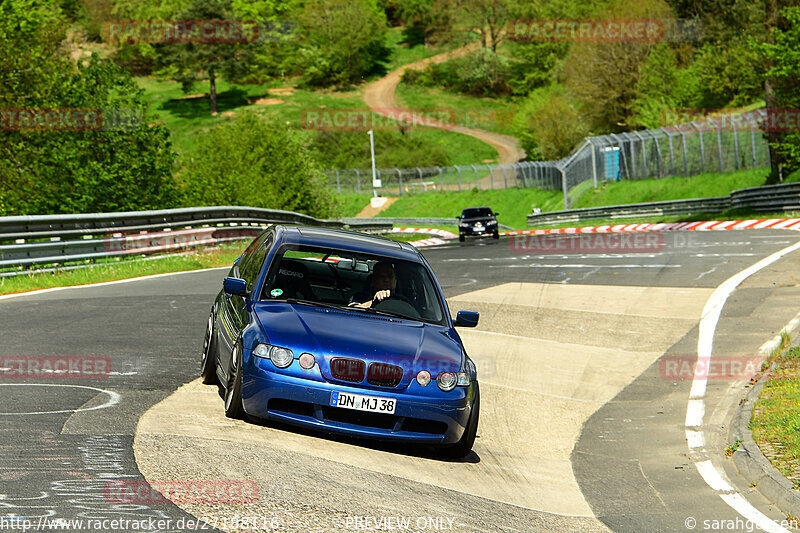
[{"left": 373, "top": 290, "right": 391, "bottom": 303}]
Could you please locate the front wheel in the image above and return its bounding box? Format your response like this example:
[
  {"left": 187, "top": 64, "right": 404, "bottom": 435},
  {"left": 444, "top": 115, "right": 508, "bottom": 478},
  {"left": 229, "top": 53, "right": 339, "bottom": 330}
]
[
  {"left": 492, "top": 230, "right": 499, "bottom": 239},
  {"left": 200, "top": 314, "right": 218, "bottom": 385},
  {"left": 441, "top": 385, "right": 480, "bottom": 459},
  {"left": 458, "top": 234, "right": 465, "bottom": 242},
  {"left": 224, "top": 343, "right": 245, "bottom": 419}
]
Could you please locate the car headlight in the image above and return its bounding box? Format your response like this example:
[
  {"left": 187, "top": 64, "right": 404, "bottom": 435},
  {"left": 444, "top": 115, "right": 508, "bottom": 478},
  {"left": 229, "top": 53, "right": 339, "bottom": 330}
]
[
  {"left": 254, "top": 343, "right": 294, "bottom": 369},
  {"left": 487, "top": 220, "right": 497, "bottom": 225},
  {"left": 457, "top": 372, "right": 470, "bottom": 386},
  {"left": 437, "top": 371, "right": 457, "bottom": 391},
  {"left": 459, "top": 222, "right": 469, "bottom": 228}
]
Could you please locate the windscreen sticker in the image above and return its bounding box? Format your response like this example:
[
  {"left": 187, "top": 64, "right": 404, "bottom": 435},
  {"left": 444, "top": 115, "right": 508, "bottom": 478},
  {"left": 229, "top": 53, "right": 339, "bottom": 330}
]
[{"left": 270, "top": 288, "right": 283, "bottom": 298}]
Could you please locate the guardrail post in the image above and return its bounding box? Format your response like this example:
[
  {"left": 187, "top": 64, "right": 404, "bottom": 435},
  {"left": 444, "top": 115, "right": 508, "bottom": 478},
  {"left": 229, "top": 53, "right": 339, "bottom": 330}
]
[{"left": 355, "top": 169, "right": 361, "bottom": 194}]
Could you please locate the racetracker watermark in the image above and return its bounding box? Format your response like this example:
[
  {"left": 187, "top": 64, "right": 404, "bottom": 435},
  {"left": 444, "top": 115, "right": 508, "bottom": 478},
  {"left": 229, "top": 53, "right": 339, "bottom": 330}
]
[
  {"left": 103, "top": 480, "right": 259, "bottom": 505},
  {"left": 509, "top": 233, "right": 664, "bottom": 254},
  {"left": 661, "top": 356, "right": 763, "bottom": 381},
  {"left": 102, "top": 19, "right": 291, "bottom": 44},
  {"left": 301, "top": 108, "right": 455, "bottom": 131},
  {"left": 0, "top": 356, "right": 111, "bottom": 379},
  {"left": 508, "top": 18, "right": 702, "bottom": 43},
  {"left": 0, "top": 108, "right": 143, "bottom": 131},
  {"left": 103, "top": 228, "right": 260, "bottom": 253},
  {"left": 663, "top": 108, "right": 800, "bottom": 132}
]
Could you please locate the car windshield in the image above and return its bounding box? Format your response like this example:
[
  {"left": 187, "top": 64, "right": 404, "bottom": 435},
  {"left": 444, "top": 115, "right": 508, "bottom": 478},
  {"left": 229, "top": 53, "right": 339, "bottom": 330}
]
[
  {"left": 462, "top": 208, "right": 493, "bottom": 218},
  {"left": 260, "top": 245, "right": 447, "bottom": 325}
]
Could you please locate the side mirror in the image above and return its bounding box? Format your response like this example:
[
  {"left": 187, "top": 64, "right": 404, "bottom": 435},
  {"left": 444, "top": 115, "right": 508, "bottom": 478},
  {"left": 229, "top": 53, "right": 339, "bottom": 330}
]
[
  {"left": 223, "top": 277, "right": 248, "bottom": 297},
  {"left": 456, "top": 215, "right": 461, "bottom": 220},
  {"left": 454, "top": 310, "right": 479, "bottom": 327},
  {"left": 493, "top": 212, "right": 499, "bottom": 216}
]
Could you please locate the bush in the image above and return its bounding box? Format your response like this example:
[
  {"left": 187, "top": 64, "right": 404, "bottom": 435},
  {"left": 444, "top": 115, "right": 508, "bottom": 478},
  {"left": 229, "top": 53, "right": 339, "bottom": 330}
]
[
  {"left": 401, "top": 49, "right": 511, "bottom": 97},
  {"left": 181, "top": 114, "right": 336, "bottom": 218},
  {"left": 0, "top": 0, "right": 178, "bottom": 216},
  {"left": 512, "top": 85, "right": 590, "bottom": 160}
]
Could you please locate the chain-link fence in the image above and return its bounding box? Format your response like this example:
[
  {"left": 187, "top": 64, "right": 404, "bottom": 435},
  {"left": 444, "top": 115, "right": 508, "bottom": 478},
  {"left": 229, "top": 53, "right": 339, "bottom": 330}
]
[{"left": 325, "top": 109, "right": 771, "bottom": 209}]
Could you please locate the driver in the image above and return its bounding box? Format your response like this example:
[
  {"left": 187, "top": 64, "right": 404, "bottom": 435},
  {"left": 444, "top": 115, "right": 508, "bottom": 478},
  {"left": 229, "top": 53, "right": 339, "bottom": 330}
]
[{"left": 350, "top": 261, "right": 396, "bottom": 308}]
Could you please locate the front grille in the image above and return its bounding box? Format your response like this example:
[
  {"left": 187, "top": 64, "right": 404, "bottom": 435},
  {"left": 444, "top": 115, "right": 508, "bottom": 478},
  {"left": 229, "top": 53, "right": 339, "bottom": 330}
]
[
  {"left": 330, "top": 357, "right": 365, "bottom": 383},
  {"left": 367, "top": 362, "right": 404, "bottom": 387},
  {"left": 322, "top": 406, "right": 396, "bottom": 430}
]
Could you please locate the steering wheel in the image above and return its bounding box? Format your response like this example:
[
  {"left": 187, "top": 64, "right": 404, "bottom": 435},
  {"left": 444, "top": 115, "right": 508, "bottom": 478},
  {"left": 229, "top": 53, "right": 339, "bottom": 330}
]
[{"left": 373, "top": 293, "right": 421, "bottom": 318}]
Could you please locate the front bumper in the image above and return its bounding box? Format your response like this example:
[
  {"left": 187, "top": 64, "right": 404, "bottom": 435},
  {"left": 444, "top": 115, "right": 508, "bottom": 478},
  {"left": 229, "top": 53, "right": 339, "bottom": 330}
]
[{"left": 240, "top": 355, "right": 475, "bottom": 445}]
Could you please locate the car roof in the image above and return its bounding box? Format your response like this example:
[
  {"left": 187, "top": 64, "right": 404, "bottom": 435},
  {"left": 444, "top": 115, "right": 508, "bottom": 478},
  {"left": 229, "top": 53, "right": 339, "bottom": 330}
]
[
  {"left": 462, "top": 206, "right": 493, "bottom": 212},
  {"left": 277, "top": 226, "right": 423, "bottom": 261}
]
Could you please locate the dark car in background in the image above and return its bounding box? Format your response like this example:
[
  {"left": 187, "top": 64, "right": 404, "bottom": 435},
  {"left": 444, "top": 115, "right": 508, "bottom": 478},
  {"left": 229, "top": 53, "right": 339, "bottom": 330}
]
[{"left": 457, "top": 207, "right": 499, "bottom": 242}]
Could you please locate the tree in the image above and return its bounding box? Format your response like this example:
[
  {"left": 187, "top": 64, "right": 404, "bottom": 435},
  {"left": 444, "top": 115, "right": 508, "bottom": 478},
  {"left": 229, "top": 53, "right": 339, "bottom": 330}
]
[
  {"left": 152, "top": 0, "right": 262, "bottom": 113},
  {"left": 762, "top": 4, "right": 800, "bottom": 182},
  {"left": 0, "top": 0, "right": 177, "bottom": 216},
  {"left": 297, "top": 0, "right": 389, "bottom": 87},
  {"left": 431, "top": 0, "right": 513, "bottom": 51},
  {"left": 181, "top": 114, "right": 336, "bottom": 218},
  {"left": 512, "top": 85, "right": 590, "bottom": 160},
  {"left": 563, "top": 0, "right": 674, "bottom": 131}
]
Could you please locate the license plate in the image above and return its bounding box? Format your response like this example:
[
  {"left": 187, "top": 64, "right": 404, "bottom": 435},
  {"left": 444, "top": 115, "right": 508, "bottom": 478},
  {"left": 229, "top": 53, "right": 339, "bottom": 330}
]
[
  {"left": 473, "top": 224, "right": 484, "bottom": 231},
  {"left": 330, "top": 391, "right": 396, "bottom": 414}
]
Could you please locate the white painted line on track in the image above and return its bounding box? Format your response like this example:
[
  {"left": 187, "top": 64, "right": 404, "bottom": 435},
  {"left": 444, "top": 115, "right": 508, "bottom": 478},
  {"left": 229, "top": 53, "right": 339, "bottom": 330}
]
[
  {"left": 686, "top": 236, "right": 800, "bottom": 532},
  {"left": 0, "top": 384, "right": 120, "bottom": 415}
]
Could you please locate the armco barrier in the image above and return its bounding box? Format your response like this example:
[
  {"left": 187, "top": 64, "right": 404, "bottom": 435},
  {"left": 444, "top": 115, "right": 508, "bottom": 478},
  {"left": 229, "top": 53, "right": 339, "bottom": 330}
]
[
  {"left": 528, "top": 182, "right": 800, "bottom": 226},
  {"left": 0, "top": 207, "right": 393, "bottom": 273}
]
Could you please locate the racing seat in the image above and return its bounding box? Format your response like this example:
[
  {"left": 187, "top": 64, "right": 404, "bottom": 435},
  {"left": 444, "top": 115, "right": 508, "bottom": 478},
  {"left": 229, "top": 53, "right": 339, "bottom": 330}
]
[{"left": 273, "top": 259, "right": 314, "bottom": 300}]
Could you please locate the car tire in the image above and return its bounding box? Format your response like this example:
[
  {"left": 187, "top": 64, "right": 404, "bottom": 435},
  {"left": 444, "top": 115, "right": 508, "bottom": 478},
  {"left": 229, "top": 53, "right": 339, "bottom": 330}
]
[
  {"left": 200, "top": 314, "right": 218, "bottom": 385},
  {"left": 492, "top": 230, "right": 499, "bottom": 239},
  {"left": 224, "top": 343, "right": 246, "bottom": 419},
  {"left": 458, "top": 234, "right": 465, "bottom": 242},
  {"left": 441, "top": 384, "right": 480, "bottom": 459}
]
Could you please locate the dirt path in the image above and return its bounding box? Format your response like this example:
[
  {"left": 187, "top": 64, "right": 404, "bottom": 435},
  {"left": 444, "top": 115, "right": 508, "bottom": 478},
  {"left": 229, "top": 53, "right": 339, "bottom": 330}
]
[{"left": 363, "top": 44, "right": 525, "bottom": 166}]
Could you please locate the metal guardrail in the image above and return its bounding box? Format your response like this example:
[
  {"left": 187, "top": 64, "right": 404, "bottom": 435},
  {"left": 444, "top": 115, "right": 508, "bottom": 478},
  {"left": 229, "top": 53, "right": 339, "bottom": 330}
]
[
  {"left": 527, "top": 182, "right": 800, "bottom": 226},
  {"left": 342, "top": 217, "right": 458, "bottom": 226},
  {"left": 0, "top": 206, "right": 393, "bottom": 273}
]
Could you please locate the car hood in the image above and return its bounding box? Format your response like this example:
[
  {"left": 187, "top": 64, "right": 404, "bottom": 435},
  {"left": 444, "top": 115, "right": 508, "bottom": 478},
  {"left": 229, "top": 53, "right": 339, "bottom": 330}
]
[{"left": 254, "top": 302, "right": 463, "bottom": 385}]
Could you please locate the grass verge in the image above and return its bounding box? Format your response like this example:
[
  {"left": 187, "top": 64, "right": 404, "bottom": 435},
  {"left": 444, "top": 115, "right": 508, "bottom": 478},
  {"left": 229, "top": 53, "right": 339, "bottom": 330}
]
[{"left": 750, "top": 345, "right": 800, "bottom": 483}]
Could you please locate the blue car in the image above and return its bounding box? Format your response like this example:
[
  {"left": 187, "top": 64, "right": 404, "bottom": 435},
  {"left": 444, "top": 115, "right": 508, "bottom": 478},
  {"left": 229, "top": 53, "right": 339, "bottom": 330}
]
[{"left": 201, "top": 225, "right": 481, "bottom": 457}]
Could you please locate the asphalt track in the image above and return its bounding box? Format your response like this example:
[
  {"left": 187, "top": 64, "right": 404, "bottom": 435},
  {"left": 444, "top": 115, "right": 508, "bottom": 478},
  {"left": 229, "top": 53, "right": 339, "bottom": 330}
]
[{"left": 1, "top": 230, "right": 800, "bottom": 532}]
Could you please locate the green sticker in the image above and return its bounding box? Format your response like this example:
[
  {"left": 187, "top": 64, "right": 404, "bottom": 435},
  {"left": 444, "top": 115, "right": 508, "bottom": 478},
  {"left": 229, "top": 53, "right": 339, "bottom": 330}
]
[{"left": 270, "top": 288, "right": 283, "bottom": 297}]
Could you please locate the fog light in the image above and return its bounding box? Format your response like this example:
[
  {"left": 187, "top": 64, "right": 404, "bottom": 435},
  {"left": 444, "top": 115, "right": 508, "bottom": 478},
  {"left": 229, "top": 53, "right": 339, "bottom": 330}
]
[
  {"left": 437, "top": 372, "right": 457, "bottom": 391},
  {"left": 416, "top": 370, "right": 431, "bottom": 386},
  {"left": 270, "top": 346, "right": 293, "bottom": 368},
  {"left": 457, "top": 372, "right": 470, "bottom": 386},
  {"left": 254, "top": 344, "right": 270, "bottom": 358},
  {"left": 299, "top": 353, "right": 316, "bottom": 369}
]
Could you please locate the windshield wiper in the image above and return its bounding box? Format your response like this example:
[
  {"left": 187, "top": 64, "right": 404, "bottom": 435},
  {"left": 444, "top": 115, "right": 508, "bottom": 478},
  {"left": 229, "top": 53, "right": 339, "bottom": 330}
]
[{"left": 284, "top": 298, "right": 344, "bottom": 311}]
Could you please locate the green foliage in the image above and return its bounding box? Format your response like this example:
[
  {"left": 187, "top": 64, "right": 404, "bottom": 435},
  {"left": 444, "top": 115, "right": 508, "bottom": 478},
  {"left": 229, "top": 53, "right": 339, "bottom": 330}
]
[
  {"left": 0, "top": 0, "right": 177, "bottom": 216},
  {"left": 297, "top": 0, "right": 390, "bottom": 87},
  {"left": 150, "top": 0, "right": 264, "bottom": 113},
  {"left": 402, "top": 49, "right": 512, "bottom": 96},
  {"left": 511, "top": 85, "right": 590, "bottom": 159},
  {"left": 181, "top": 113, "right": 336, "bottom": 218},
  {"left": 307, "top": 130, "right": 451, "bottom": 169},
  {"left": 761, "top": 6, "right": 800, "bottom": 174}
]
